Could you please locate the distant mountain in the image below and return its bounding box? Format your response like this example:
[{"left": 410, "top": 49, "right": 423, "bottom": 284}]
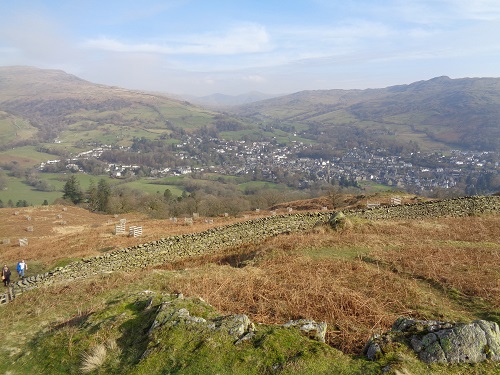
[
  {"left": 0, "top": 66, "right": 219, "bottom": 148},
  {"left": 233, "top": 76, "right": 500, "bottom": 151},
  {"left": 1, "top": 68, "right": 499, "bottom": 152},
  {"left": 183, "top": 91, "right": 283, "bottom": 108}
]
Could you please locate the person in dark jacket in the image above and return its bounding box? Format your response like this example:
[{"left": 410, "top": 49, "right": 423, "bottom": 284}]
[{"left": 2, "top": 265, "right": 11, "bottom": 286}]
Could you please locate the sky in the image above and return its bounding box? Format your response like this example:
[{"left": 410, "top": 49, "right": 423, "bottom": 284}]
[{"left": 1, "top": 0, "right": 500, "bottom": 96}]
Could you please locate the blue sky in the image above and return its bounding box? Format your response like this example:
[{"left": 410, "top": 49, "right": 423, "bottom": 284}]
[{"left": 1, "top": 0, "right": 500, "bottom": 95}]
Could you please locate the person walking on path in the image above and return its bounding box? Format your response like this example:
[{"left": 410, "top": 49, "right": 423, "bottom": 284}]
[
  {"left": 16, "top": 260, "right": 27, "bottom": 279},
  {"left": 2, "top": 265, "right": 11, "bottom": 286}
]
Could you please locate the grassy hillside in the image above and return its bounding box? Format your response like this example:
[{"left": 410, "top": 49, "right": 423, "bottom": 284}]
[
  {"left": 0, "top": 112, "right": 38, "bottom": 147},
  {"left": 0, "top": 66, "right": 224, "bottom": 148},
  {"left": 234, "top": 76, "right": 500, "bottom": 151},
  {"left": 0, "top": 67, "right": 264, "bottom": 207},
  {"left": 0, "top": 201, "right": 498, "bottom": 374},
  {"left": 3, "top": 67, "right": 500, "bottom": 154}
]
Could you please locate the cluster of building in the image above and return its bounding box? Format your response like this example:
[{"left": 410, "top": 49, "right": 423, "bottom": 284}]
[
  {"left": 168, "top": 138, "right": 498, "bottom": 192},
  {"left": 39, "top": 136, "right": 498, "bottom": 194}
]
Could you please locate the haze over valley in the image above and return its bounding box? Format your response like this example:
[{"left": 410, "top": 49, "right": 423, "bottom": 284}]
[{"left": 0, "top": 66, "right": 498, "bottom": 212}]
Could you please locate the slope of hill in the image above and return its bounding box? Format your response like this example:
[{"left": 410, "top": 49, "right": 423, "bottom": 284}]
[
  {"left": 234, "top": 76, "right": 500, "bottom": 151},
  {"left": 2, "top": 68, "right": 499, "bottom": 152},
  {"left": 0, "top": 66, "right": 220, "bottom": 148},
  {"left": 0, "top": 197, "right": 499, "bottom": 374}
]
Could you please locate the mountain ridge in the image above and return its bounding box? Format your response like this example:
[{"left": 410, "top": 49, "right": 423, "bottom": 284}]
[
  {"left": 1, "top": 66, "right": 499, "bottom": 151},
  {"left": 232, "top": 75, "right": 500, "bottom": 150},
  {"left": 0, "top": 66, "right": 221, "bottom": 148}
]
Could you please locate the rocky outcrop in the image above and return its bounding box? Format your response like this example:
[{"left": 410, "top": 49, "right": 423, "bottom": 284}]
[
  {"left": 327, "top": 211, "right": 352, "bottom": 231},
  {"left": 146, "top": 294, "right": 324, "bottom": 346},
  {"left": 282, "top": 319, "right": 327, "bottom": 343},
  {"left": 141, "top": 293, "right": 326, "bottom": 361},
  {"left": 364, "top": 317, "right": 500, "bottom": 364}
]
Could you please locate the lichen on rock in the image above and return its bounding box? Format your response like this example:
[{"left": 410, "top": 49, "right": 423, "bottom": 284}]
[
  {"left": 283, "top": 319, "right": 327, "bottom": 342},
  {"left": 364, "top": 317, "right": 500, "bottom": 364}
]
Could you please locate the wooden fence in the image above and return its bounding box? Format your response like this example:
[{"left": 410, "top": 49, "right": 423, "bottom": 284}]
[
  {"left": 129, "top": 226, "right": 143, "bottom": 237},
  {"left": 391, "top": 196, "right": 402, "bottom": 205}
]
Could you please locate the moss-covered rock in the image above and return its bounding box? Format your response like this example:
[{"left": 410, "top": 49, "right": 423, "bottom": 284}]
[
  {"left": 364, "top": 318, "right": 500, "bottom": 364},
  {"left": 328, "top": 211, "right": 352, "bottom": 231}
]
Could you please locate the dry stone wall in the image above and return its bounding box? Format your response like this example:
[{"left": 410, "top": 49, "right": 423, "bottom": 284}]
[
  {"left": 349, "top": 196, "right": 500, "bottom": 221},
  {"left": 4, "top": 196, "right": 500, "bottom": 301},
  {"left": 8, "top": 212, "right": 329, "bottom": 294}
]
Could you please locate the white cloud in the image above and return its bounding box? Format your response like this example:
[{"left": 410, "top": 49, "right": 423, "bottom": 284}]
[
  {"left": 203, "top": 77, "right": 216, "bottom": 85},
  {"left": 234, "top": 21, "right": 395, "bottom": 71},
  {"left": 407, "top": 28, "right": 437, "bottom": 38},
  {"left": 274, "top": 20, "right": 391, "bottom": 48},
  {"left": 83, "top": 38, "right": 171, "bottom": 54},
  {"left": 181, "top": 24, "right": 271, "bottom": 55},
  {"left": 83, "top": 23, "right": 271, "bottom": 56},
  {"left": 1, "top": 0, "right": 499, "bottom": 96}
]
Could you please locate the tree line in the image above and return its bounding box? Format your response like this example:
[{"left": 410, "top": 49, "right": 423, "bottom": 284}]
[{"left": 58, "top": 174, "right": 332, "bottom": 218}]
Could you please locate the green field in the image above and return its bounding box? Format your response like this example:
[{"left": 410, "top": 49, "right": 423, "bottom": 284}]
[
  {"left": 119, "top": 179, "right": 183, "bottom": 196},
  {"left": 358, "top": 181, "right": 397, "bottom": 193},
  {"left": 0, "top": 175, "right": 61, "bottom": 205},
  {"left": 238, "top": 180, "right": 285, "bottom": 192},
  {"left": 0, "top": 145, "right": 58, "bottom": 167},
  {"left": 0, "top": 113, "right": 38, "bottom": 147},
  {"left": 0, "top": 173, "right": 189, "bottom": 206},
  {"left": 219, "top": 128, "right": 314, "bottom": 145},
  {"left": 0, "top": 170, "right": 292, "bottom": 206},
  {"left": 0, "top": 173, "right": 113, "bottom": 205}
]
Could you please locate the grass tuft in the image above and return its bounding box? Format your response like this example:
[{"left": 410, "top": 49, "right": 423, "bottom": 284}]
[{"left": 80, "top": 344, "right": 107, "bottom": 374}]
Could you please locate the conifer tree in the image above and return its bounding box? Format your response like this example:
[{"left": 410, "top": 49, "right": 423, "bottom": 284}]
[
  {"left": 63, "top": 175, "right": 83, "bottom": 204},
  {"left": 87, "top": 179, "right": 98, "bottom": 211},
  {"left": 96, "top": 178, "right": 111, "bottom": 212}
]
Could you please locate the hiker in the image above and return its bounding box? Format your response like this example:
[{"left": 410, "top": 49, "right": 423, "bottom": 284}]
[
  {"left": 17, "top": 260, "right": 27, "bottom": 279},
  {"left": 2, "top": 265, "right": 11, "bottom": 286}
]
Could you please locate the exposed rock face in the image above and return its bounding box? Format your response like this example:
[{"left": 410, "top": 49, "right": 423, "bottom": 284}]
[
  {"left": 209, "top": 314, "right": 253, "bottom": 338},
  {"left": 148, "top": 298, "right": 254, "bottom": 343},
  {"left": 143, "top": 294, "right": 326, "bottom": 360},
  {"left": 149, "top": 305, "right": 207, "bottom": 335},
  {"left": 283, "top": 319, "right": 327, "bottom": 343},
  {"left": 364, "top": 318, "right": 500, "bottom": 364}
]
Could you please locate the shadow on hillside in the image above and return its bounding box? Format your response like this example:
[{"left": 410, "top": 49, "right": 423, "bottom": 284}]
[
  {"left": 51, "top": 309, "right": 94, "bottom": 330},
  {"left": 115, "top": 299, "right": 158, "bottom": 368},
  {"left": 476, "top": 310, "right": 500, "bottom": 324},
  {"left": 216, "top": 250, "right": 259, "bottom": 268},
  {"left": 18, "top": 309, "right": 96, "bottom": 373}
]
